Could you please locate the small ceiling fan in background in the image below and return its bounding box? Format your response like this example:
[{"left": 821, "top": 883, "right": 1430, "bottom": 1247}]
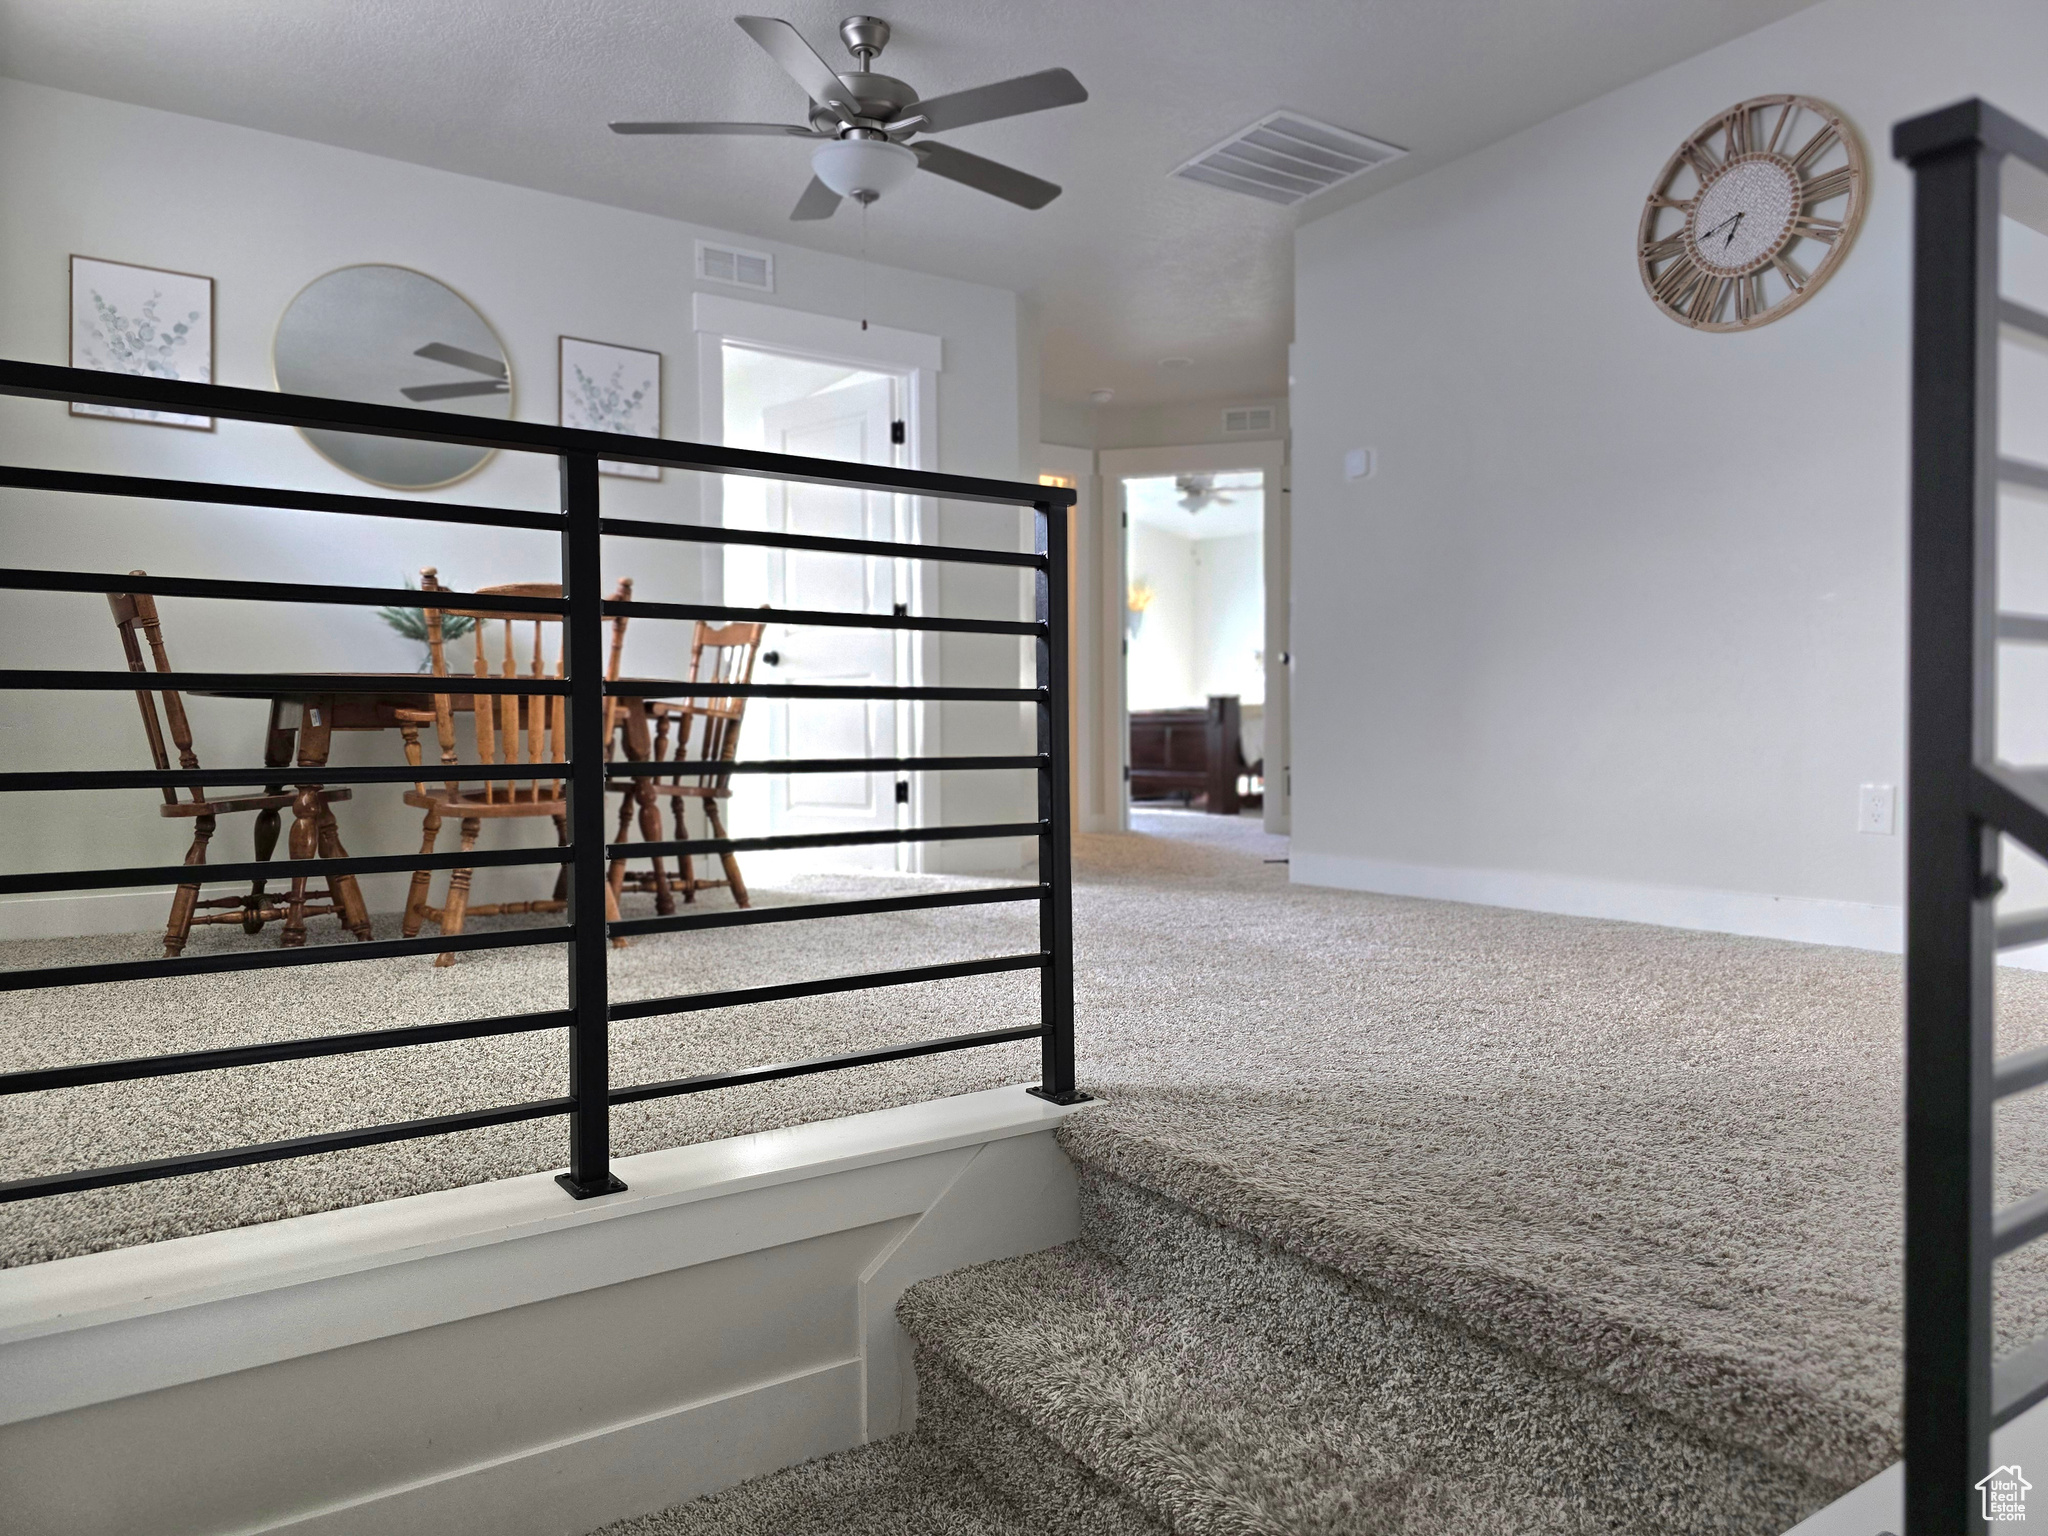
[
  {"left": 609, "top": 14, "right": 1087, "bottom": 220},
  {"left": 1176, "top": 474, "right": 1237, "bottom": 514}
]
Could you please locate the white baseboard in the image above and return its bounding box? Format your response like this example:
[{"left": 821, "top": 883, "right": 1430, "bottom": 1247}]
[
  {"left": 1290, "top": 850, "right": 1908, "bottom": 952},
  {"left": 0, "top": 873, "right": 419, "bottom": 942},
  {"left": 0, "top": 1086, "right": 1085, "bottom": 1536}
]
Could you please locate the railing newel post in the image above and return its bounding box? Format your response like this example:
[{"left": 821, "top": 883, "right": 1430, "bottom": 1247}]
[
  {"left": 1028, "top": 494, "right": 1086, "bottom": 1107},
  {"left": 556, "top": 452, "right": 626, "bottom": 1199}
]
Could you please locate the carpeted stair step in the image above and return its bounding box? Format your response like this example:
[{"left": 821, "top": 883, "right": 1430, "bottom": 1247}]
[{"left": 895, "top": 1165, "right": 1839, "bottom": 1536}]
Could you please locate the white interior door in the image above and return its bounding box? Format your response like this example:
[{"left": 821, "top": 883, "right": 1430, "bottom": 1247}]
[{"left": 760, "top": 376, "right": 904, "bottom": 866}]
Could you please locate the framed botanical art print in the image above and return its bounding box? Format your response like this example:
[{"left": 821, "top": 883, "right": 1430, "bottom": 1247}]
[
  {"left": 69, "top": 255, "right": 215, "bottom": 429},
  {"left": 559, "top": 336, "right": 661, "bottom": 479}
]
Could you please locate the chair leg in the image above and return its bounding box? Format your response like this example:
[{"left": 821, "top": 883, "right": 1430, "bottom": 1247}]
[
  {"left": 607, "top": 873, "right": 626, "bottom": 948},
  {"left": 315, "top": 798, "right": 375, "bottom": 942},
  {"left": 551, "top": 813, "right": 569, "bottom": 903},
  {"left": 434, "top": 817, "right": 481, "bottom": 967},
  {"left": 247, "top": 805, "right": 281, "bottom": 935},
  {"left": 704, "top": 799, "right": 749, "bottom": 908},
  {"left": 163, "top": 813, "right": 216, "bottom": 958},
  {"left": 670, "top": 794, "right": 699, "bottom": 904},
  {"left": 639, "top": 781, "right": 674, "bottom": 916},
  {"left": 403, "top": 806, "right": 443, "bottom": 940},
  {"left": 282, "top": 787, "right": 321, "bottom": 948},
  {"left": 607, "top": 791, "right": 636, "bottom": 908}
]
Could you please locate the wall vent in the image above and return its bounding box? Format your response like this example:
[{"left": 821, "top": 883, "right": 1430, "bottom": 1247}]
[
  {"left": 1223, "top": 406, "right": 1277, "bottom": 435},
  {"left": 1174, "top": 111, "right": 1405, "bottom": 206},
  {"left": 696, "top": 240, "right": 774, "bottom": 292}
]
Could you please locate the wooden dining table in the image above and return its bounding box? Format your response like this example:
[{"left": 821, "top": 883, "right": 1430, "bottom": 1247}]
[{"left": 189, "top": 677, "right": 661, "bottom": 946}]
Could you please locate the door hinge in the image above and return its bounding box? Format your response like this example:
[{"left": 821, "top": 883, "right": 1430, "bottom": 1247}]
[
  {"left": 1120, "top": 511, "right": 1128, "bottom": 527},
  {"left": 890, "top": 420, "right": 907, "bottom": 446},
  {"left": 1123, "top": 765, "right": 1131, "bottom": 781},
  {"left": 893, "top": 601, "right": 909, "bottom": 617},
  {"left": 895, "top": 780, "right": 911, "bottom": 804}
]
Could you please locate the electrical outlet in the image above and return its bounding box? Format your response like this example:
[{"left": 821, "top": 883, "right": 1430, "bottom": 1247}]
[{"left": 1858, "top": 783, "right": 1897, "bottom": 836}]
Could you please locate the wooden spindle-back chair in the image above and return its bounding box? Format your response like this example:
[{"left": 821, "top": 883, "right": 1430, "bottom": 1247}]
[
  {"left": 608, "top": 620, "right": 765, "bottom": 910},
  {"left": 397, "top": 568, "right": 631, "bottom": 965},
  {"left": 108, "top": 575, "right": 370, "bottom": 956}
]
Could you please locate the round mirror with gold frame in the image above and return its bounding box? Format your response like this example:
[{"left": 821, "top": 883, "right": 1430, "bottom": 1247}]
[{"left": 273, "top": 264, "right": 513, "bottom": 489}]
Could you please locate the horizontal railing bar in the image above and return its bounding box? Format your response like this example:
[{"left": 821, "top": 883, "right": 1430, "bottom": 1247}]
[
  {"left": 608, "top": 884, "right": 1043, "bottom": 939},
  {"left": 1973, "top": 763, "right": 2048, "bottom": 866},
  {"left": 0, "top": 844, "right": 566, "bottom": 897},
  {"left": 1993, "top": 1187, "right": 2048, "bottom": 1256},
  {"left": 0, "top": 670, "right": 568, "bottom": 696},
  {"left": 2002, "top": 298, "right": 2048, "bottom": 353},
  {"left": 1998, "top": 910, "right": 2048, "bottom": 950},
  {"left": 611, "top": 1023, "right": 1044, "bottom": 1107},
  {"left": 611, "top": 680, "right": 1040, "bottom": 702},
  {"left": 612, "top": 821, "right": 1043, "bottom": 860},
  {"left": 1, "top": 1008, "right": 575, "bottom": 1096},
  {"left": 0, "top": 464, "right": 564, "bottom": 533},
  {"left": 1995, "top": 1333, "right": 2048, "bottom": 1427},
  {"left": 1996, "top": 1042, "right": 2048, "bottom": 1100},
  {"left": 0, "top": 763, "right": 571, "bottom": 792},
  {"left": 605, "top": 597, "right": 1042, "bottom": 637},
  {"left": 0, "top": 360, "right": 1072, "bottom": 510},
  {"left": 597, "top": 515, "right": 1046, "bottom": 571},
  {"left": 610, "top": 952, "right": 1045, "bottom": 1023},
  {"left": 0, "top": 1094, "right": 576, "bottom": 1204},
  {"left": 0, "top": 756, "right": 1046, "bottom": 792},
  {"left": 0, "top": 924, "right": 573, "bottom": 993},
  {"left": 0, "top": 567, "right": 567, "bottom": 615},
  {"left": 2006, "top": 457, "right": 2048, "bottom": 498},
  {"left": 2002, "top": 613, "right": 2048, "bottom": 644}
]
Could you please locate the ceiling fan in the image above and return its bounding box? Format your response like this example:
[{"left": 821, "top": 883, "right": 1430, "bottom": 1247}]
[
  {"left": 609, "top": 14, "right": 1087, "bottom": 220},
  {"left": 1176, "top": 474, "right": 1237, "bottom": 514},
  {"left": 399, "top": 343, "right": 508, "bottom": 403}
]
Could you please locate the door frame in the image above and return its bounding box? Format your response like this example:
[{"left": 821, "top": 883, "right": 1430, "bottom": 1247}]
[
  {"left": 1098, "top": 439, "right": 1289, "bottom": 833},
  {"left": 1036, "top": 445, "right": 1110, "bottom": 833},
  {"left": 692, "top": 292, "right": 944, "bottom": 850}
]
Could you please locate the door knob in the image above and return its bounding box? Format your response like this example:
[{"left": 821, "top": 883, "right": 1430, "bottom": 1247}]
[{"left": 760, "top": 650, "right": 782, "bottom": 667}]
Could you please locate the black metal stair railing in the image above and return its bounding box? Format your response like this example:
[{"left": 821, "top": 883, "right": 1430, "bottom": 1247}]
[
  {"left": 0, "top": 358, "right": 1084, "bottom": 1209},
  {"left": 1897, "top": 99, "right": 2048, "bottom": 1532}
]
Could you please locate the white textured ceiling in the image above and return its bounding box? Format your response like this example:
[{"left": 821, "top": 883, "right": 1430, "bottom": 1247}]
[{"left": 0, "top": 0, "right": 1819, "bottom": 407}]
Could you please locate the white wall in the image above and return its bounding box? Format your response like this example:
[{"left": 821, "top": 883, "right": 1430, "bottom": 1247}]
[
  {"left": 1289, "top": 0, "right": 2048, "bottom": 948},
  {"left": 0, "top": 79, "right": 1032, "bottom": 931}
]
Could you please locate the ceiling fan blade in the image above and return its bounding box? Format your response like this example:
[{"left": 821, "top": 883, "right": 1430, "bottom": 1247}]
[
  {"left": 790, "top": 175, "right": 843, "bottom": 221},
  {"left": 412, "top": 342, "right": 507, "bottom": 380},
  {"left": 912, "top": 142, "right": 1061, "bottom": 209},
  {"left": 400, "top": 380, "right": 509, "bottom": 402},
  {"left": 735, "top": 15, "right": 858, "bottom": 121},
  {"left": 611, "top": 120, "right": 821, "bottom": 137},
  {"left": 906, "top": 68, "right": 1087, "bottom": 135}
]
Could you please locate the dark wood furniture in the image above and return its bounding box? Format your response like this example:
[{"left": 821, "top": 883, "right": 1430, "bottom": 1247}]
[
  {"left": 1129, "top": 695, "right": 1256, "bottom": 815},
  {"left": 609, "top": 619, "right": 766, "bottom": 910},
  {"left": 109, "top": 576, "right": 373, "bottom": 956},
  {"left": 397, "top": 570, "right": 628, "bottom": 965}
]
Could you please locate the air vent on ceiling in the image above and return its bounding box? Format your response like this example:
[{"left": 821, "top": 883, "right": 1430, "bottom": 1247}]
[
  {"left": 696, "top": 240, "right": 774, "bottom": 292},
  {"left": 1223, "top": 406, "right": 1276, "bottom": 435},
  {"left": 1174, "top": 111, "right": 1405, "bottom": 206}
]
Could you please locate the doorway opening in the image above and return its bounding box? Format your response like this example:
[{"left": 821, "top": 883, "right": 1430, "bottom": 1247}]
[
  {"left": 1122, "top": 468, "right": 1266, "bottom": 817},
  {"left": 720, "top": 342, "right": 917, "bottom": 876}
]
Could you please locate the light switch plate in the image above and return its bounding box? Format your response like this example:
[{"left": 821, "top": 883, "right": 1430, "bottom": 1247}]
[
  {"left": 1858, "top": 783, "right": 1897, "bottom": 836},
  {"left": 1344, "top": 447, "right": 1375, "bottom": 482}
]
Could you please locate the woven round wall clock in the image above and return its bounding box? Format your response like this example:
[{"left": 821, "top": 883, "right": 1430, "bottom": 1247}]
[{"left": 1638, "top": 95, "right": 1866, "bottom": 331}]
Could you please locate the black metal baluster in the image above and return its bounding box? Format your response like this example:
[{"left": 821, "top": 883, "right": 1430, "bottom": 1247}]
[
  {"left": 1029, "top": 496, "right": 1087, "bottom": 1106},
  {"left": 557, "top": 453, "right": 626, "bottom": 1198}
]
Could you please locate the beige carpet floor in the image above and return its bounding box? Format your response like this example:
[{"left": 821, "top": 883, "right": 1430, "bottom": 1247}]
[{"left": 8, "top": 808, "right": 2048, "bottom": 1481}]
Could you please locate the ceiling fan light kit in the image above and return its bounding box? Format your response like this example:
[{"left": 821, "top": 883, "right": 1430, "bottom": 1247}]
[
  {"left": 609, "top": 13, "right": 1086, "bottom": 221},
  {"left": 811, "top": 136, "right": 918, "bottom": 201}
]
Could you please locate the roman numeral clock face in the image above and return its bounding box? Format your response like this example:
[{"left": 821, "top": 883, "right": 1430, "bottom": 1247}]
[{"left": 1638, "top": 95, "right": 1866, "bottom": 331}]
